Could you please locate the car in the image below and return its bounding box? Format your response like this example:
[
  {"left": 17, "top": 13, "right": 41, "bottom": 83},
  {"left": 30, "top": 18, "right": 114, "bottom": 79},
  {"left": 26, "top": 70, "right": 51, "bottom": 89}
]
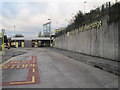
[{"left": 11, "top": 45, "right": 16, "bottom": 48}]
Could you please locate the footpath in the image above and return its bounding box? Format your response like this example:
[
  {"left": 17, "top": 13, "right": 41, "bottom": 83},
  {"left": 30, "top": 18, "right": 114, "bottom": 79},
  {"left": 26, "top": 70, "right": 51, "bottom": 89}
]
[
  {"left": 0, "top": 48, "right": 27, "bottom": 64},
  {"left": 49, "top": 47, "right": 119, "bottom": 76}
]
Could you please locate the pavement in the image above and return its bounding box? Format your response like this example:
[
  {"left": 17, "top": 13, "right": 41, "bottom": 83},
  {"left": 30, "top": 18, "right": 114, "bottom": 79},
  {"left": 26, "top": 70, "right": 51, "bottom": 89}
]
[
  {"left": 1, "top": 48, "right": 119, "bottom": 88},
  {"left": 0, "top": 48, "right": 27, "bottom": 64},
  {"left": 49, "top": 47, "right": 120, "bottom": 76}
]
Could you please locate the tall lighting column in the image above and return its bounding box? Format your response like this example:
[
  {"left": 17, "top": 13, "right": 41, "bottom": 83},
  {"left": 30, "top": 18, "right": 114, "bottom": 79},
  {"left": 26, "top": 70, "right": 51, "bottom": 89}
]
[
  {"left": 48, "top": 19, "right": 51, "bottom": 47},
  {"left": 84, "top": 1, "right": 87, "bottom": 14},
  {"left": 14, "top": 26, "right": 16, "bottom": 47}
]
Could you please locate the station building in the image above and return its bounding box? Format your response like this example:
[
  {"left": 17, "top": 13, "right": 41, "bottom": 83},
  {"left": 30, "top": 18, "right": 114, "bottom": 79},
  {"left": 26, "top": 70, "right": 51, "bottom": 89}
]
[{"left": 10, "top": 37, "right": 52, "bottom": 48}]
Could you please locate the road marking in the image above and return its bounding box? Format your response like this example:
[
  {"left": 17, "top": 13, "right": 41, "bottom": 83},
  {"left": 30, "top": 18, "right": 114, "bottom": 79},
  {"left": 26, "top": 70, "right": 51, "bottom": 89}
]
[
  {"left": 22, "top": 64, "right": 25, "bottom": 68},
  {"left": 9, "top": 81, "right": 33, "bottom": 84},
  {"left": 0, "top": 58, "right": 13, "bottom": 67},
  {"left": 32, "top": 64, "right": 35, "bottom": 67},
  {"left": 9, "top": 76, "right": 35, "bottom": 84},
  {"left": 25, "top": 64, "right": 28, "bottom": 68},
  {"left": 5, "top": 67, "right": 8, "bottom": 69},
  {"left": 1, "top": 56, "right": 40, "bottom": 86},
  {"left": 17, "top": 65, "right": 20, "bottom": 68},
  {"left": 32, "top": 76, "right": 35, "bottom": 82},
  {"left": 11, "top": 65, "right": 15, "bottom": 69},
  {"left": 32, "top": 68, "right": 35, "bottom": 72}
]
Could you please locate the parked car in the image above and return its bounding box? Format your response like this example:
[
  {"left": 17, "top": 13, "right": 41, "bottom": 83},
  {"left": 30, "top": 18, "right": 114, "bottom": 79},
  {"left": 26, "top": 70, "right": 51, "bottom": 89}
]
[{"left": 11, "top": 45, "right": 16, "bottom": 48}]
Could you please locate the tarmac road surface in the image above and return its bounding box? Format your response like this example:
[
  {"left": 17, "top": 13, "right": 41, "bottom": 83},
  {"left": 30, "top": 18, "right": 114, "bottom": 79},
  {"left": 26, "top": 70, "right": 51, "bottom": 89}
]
[{"left": 1, "top": 48, "right": 118, "bottom": 88}]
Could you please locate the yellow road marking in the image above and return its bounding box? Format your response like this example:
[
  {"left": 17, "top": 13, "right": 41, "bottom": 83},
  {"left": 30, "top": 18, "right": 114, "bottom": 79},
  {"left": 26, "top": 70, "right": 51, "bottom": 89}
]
[
  {"left": 32, "top": 68, "right": 35, "bottom": 72},
  {"left": 22, "top": 64, "right": 25, "bottom": 68},
  {"left": 0, "top": 66, "right": 2, "bottom": 69},
  {"left": 32, "top": 76, "right": 35, "bottom": 82},
  {"left": 17, "top": 65, "right": 20, "bottom": 68},
  {"left": 32, "top": 64, "right": 35, "bottom": 67},
  {"left": 5, "top": 67, "right": 8, "bottom": 69},
  {"left": 9, "top": 76, "right": 35, "bottom": 84},
  {"left": 11, "top": 65, "right": 15, "bottom": 69},
  {"left": 25, "top": 64, "right": 28, "bottom": 68},
  {"left": 0, "top": 58, "right": 12, "bottom": 67}
]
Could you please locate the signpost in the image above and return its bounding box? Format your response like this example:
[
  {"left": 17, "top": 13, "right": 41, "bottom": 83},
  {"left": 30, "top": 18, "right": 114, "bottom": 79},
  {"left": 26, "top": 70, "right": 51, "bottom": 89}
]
[{"left": 1, "top": 29, "right": 5, "bottom": 55}]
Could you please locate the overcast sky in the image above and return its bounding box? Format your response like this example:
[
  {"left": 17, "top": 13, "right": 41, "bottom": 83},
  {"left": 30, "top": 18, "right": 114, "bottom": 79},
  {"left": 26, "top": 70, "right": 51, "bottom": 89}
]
[{"left": 0, "top": 0, "right": 119, "bottom": 37}]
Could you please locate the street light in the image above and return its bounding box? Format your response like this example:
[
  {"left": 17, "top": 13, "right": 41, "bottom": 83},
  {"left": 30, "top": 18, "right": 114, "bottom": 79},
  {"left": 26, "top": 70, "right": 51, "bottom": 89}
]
[
  {"left": 48, "top": 19, "right": 51, "bottom": 35},
  {"left": 14, "top": 26, "right": 16, "bottom": 47},
  {"left": 84, "top": 1, "right": 87, "bottom": 14},
  {"left": 1, "top": 29, "right": 5, "bottom": 55},
  {"left": 48, "top": 19, "right": 52, "bottom": 47}
]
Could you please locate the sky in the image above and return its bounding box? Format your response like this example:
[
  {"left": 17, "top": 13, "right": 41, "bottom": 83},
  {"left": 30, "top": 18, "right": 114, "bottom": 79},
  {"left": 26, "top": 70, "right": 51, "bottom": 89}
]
[{"left": 0, "top": 0, "right": 119, "bottom": 37}]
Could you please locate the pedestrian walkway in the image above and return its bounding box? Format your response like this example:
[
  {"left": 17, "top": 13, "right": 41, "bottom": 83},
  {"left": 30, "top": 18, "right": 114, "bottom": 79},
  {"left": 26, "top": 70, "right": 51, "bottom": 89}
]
[{"left": 1, "top": 48, "right": 27, "bottom": 64}]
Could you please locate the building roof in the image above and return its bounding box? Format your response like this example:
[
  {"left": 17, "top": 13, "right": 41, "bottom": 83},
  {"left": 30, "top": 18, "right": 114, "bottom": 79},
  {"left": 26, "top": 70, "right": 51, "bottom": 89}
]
[
  {"left": 11, "top": 37, "right": 51, "bottom": 40},
  {"left": 11, "top": 37, "right": 24, "bottom": 40},
  {"left": 32, "top": 37, "right": 51, "bottom": 40}
]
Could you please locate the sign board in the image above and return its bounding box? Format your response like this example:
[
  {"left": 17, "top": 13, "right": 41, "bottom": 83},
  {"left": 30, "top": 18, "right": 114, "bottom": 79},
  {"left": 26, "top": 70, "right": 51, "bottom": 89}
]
[{"left": 55, "top": 29, "right": 61, "bottom": 32}]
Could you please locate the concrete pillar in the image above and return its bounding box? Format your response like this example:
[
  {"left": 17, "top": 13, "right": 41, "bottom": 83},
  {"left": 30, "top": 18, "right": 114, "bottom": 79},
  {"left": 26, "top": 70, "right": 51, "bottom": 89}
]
[
  {"left": 22, "top": 42, "right": 24, "bottom": 47},
  {"left": 16, "top": 42, "right": 18, "bottom": 48}
]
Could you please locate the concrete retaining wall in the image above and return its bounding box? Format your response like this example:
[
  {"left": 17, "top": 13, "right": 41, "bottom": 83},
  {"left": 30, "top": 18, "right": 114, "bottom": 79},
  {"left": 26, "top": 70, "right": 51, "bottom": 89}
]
[{"left": 54, "top": 16, "right": 119, "bottom": 61}]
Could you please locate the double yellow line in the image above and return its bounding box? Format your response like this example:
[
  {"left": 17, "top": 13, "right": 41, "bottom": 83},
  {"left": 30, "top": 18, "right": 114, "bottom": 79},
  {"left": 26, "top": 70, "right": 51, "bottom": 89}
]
[{"left": 10, "top": 76, "right": 35, "bottom": 84}]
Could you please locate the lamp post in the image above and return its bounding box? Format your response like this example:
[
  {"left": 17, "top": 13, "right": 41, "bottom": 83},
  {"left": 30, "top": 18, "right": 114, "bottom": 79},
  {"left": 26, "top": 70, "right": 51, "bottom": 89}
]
[
  {"left": 84, "top": 1, "right": 87, "bottom": 14},
  {"left": 48, "top": 19, "right": 52, "bottom": 47},
  {"left": 48, "top": 19, "right": 51, "bottom": 36},
  {"left": 1, "top": 29, "right": 5, "bottom": 55},
  {"left": 14, "top": 26, "right": 16, "bottom": 47}
]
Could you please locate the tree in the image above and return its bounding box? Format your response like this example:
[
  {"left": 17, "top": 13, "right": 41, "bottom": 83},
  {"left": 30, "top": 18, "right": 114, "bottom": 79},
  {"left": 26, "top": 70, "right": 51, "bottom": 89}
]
[
  {"left": 14, "top": 34, "right": 24, "bottom": 37},
  {"left": 38, "top": 32, "right": 42, "bottom": 37}
]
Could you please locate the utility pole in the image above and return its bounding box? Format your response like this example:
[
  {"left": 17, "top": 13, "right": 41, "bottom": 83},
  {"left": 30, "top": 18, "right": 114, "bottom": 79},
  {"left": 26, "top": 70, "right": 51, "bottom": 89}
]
[
  {"left": 84, "top": 1, "right": 87, "bottom": 14},
  {"left": 14, "top": 26, "right": 16, "bottom": 47},
  {"left": 48, "top": 19, "right": 52, "bottom": 47},
  {"left": 1, "top": 29, "right": 5, "bottom": 55}
]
